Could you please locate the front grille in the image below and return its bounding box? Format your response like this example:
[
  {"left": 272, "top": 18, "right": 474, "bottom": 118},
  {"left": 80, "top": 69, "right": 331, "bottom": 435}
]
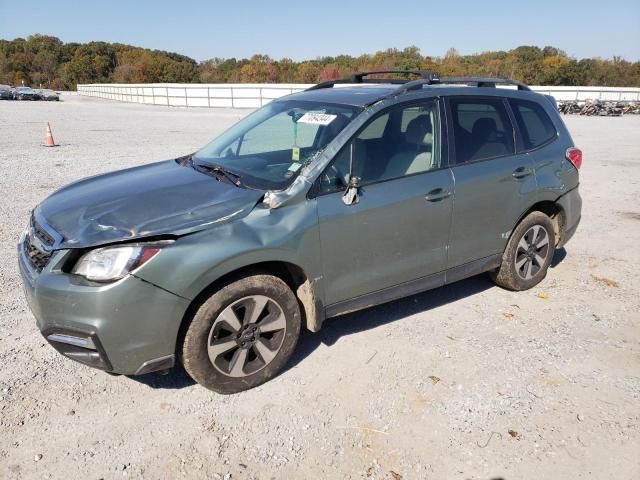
[
  {"left": 31, "top": 217, "right": 55, "bottom": 247},
  {"left": 23, "top": 234, "right": 52, "bottom": 273}
]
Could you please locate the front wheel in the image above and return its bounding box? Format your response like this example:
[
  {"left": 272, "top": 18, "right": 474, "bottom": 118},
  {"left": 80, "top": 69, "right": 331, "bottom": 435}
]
[
  {"left": 181, "top": 274, "right": 301, "bottom": 394},
  {"left": 491, "top": 211, "right": 555, "bottom": 291}
]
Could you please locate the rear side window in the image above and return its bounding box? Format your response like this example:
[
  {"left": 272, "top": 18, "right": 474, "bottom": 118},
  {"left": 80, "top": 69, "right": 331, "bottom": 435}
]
[
  {"left": 509, "top": 99, "right": 557, "bottom": 151},
  {"left": 449, "top": 97, "right": 515, "bottom": 164}
]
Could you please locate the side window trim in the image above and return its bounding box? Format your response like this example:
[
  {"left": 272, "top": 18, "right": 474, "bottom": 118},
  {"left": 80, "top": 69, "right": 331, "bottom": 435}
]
[
  {"left": 443, "top": 96, "right": 457, "bottom": 167},
  {"left": 310, "top": 97, "right": 444, "bottom": 198},
  {"left": 503, "top": 97, "right": 524, "bottom": 153},
  {"left": 439, "top": 98, "right": 451, "bottom": 169},
  {"left": 445, "top": 95, "right": 518, "bottom": 166}
]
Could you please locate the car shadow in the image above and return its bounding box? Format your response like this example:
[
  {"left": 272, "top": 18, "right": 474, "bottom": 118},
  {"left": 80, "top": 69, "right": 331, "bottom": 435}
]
[
  {"left": 130, "top": 275, "right": 494, "bottom": 390},
  {"left": 285, "top": 274, "right": 495, "bottom": 372},
  {"left": 550, "top": 247, "right": 567, "bottom": 268},
  {"left": 128, "top": 249, "right": 569, "bottom": 390},
  {"left": 287, "top": 248, "right": 569, "bottom": 372},
  {"left": 127, "top": 362, "right": 196, "bottom": 389}
]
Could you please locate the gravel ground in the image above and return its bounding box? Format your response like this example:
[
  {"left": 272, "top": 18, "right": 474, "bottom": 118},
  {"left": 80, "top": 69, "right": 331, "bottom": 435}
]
[{"left": 0, "top": 95, "right": 639, "bottom": 480}]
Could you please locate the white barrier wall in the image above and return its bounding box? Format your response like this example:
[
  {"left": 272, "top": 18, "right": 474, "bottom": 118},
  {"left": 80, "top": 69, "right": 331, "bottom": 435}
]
[
  {"left": 77, "top": 83, "right": 640, "bottom": 108},
  {"left": 531, "top": 86, "right": 640, "bottom": 101},
  {"left": 77, "top": 83, "right": 314, "bottom": 108}
]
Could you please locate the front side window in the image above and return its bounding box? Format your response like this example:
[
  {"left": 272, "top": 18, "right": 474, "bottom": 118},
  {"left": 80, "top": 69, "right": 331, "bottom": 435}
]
[
  {"left": 195, "top": 100, "right": 360, "bottom": 190},
  {"left": 449, "top": 97, "right": 515, "bottom": 164},
  {"left": 508, "top": 98, "right": 557, "bottom": 151},
  {"left": 317, "top": 100, "right": 440, "bottom": 194}
]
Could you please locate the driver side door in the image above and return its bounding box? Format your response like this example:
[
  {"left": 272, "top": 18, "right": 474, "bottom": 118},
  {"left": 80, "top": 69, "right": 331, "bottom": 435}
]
[{"left": 313, "top": 100, "right": 454, "bottom": 312}]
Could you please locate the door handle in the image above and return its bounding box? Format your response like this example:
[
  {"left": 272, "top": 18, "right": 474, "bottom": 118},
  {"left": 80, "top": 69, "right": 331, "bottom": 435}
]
[
  {"left": 512, "top": 166, "right": 534, "bottom": 179},
  {"left": 425, "top": 187, "right": 452, "bottom": 202}
]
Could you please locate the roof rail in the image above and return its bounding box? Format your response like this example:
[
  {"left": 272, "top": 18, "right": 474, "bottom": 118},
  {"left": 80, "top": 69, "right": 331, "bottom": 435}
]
[
  {"left": 305, "top": 70, "right": 439, "bottom": 91},
  {"left": 437, "top": 77, "right": 532, "bottom": 91},
  {"left": 348, "top": 70, "right": 439, "bottom": 83},
  {"left": 305, "top": 70, "right": 532, "bottom": 100},
  {"left": 369, "top": 75, "right": 532, "bottom": 105},
  {"left": 386, "top": 76, "right": 531, "bottom": 96}
]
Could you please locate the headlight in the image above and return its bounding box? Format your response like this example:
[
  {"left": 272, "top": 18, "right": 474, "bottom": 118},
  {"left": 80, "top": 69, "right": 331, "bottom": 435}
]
[{"left": 72, "top": 242, "right": 172, "bottom": 282}]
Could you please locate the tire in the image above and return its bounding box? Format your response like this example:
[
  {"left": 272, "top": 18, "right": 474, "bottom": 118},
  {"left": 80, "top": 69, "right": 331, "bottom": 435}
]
[
  {"left": 181, "top": 274, "right": 301, "bottom": 394},
  {"left": 491, "top": 211, "right": 555, "bottom": 291}
]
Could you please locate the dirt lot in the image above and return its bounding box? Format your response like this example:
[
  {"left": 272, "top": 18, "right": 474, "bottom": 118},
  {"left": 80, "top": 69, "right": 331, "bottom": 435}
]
[{"left": 0, "top": 95, "right": 639, "bottom": 480}]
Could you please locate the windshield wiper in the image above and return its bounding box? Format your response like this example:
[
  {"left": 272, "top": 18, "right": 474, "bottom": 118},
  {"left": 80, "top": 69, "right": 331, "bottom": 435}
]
[
  {"left": 210, "top": 165, "right": 243, "bottom": 186},
  {"left": 195, "top": 163, "right": 244, "bottom": 187}
]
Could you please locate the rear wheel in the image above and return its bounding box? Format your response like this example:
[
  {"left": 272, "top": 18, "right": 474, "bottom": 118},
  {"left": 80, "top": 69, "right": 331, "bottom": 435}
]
[
  {"left": 181, "top": 274, "right": 301, "bottom": 394},
  {"left": 491, "top": 211, "right": 555, "bottom": 291}
]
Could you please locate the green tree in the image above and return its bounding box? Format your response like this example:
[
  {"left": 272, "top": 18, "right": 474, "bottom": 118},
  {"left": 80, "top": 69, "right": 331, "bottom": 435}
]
[{"left": 0, "top": 36, "right": 638, "bottom": 88}]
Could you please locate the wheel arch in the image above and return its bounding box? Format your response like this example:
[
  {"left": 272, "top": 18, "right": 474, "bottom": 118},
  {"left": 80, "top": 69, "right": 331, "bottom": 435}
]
[
  {"left": 512, "top": 198, "right": 566, "bottom": 247},
  {"left": 176, "top": 260, "right": 324, "bottom": 359}
]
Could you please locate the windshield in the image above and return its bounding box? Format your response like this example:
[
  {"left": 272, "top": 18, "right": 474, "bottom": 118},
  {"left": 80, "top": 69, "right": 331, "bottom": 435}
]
[{"left": 194, "top": 100, "right": 360, "bottom": 190}]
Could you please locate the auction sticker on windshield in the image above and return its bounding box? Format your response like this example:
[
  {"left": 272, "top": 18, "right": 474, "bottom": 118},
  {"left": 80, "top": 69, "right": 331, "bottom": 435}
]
[{"left": 297, "top": 112, "right": 337, "bottom": 125}]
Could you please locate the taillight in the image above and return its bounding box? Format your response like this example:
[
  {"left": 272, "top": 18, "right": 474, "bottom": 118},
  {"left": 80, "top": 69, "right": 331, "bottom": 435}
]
[{"left": 566, "top": 147, "right": 582, "bottom": 170}]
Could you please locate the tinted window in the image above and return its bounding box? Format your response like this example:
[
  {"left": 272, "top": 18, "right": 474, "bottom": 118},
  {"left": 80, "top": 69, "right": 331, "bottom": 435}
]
[
  {"left": 449, "top": 98, "right": 515, "bottom": 164},
  {"left": 317, "top": 101, "right": 440, "bottom": 194},
  {"left": 358, "top": 113, "right": 389, "bottom": 139},
  {"left": 509, "top": 99, "right": 557, "bottom": 150},
  {"left": 401, "top": 106, "right": 426, "bottom": 132}
]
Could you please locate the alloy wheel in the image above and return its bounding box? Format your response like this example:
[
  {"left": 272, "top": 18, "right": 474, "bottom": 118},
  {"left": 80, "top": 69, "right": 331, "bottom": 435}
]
[
  {"left": 514, "top": 225, "right": 550, "bottom": 280},
  {"left": 206, "top": 295, "right": 287, "bottom": 378}
]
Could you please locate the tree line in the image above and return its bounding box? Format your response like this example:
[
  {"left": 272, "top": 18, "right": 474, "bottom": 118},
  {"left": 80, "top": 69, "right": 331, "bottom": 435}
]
[{"left": 1, "top": 35, "right": 638, "bottom": 89}]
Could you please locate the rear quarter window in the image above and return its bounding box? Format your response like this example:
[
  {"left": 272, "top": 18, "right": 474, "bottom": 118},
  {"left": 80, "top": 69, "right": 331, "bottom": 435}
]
[{"left": 509, "top": 98, "right": 557, "bottom": 151}]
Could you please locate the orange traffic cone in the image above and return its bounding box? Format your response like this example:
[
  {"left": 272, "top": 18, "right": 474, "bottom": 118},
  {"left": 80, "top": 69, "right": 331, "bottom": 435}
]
[{"left": 44, "top": 122, "right": 58, "bottom": 147}]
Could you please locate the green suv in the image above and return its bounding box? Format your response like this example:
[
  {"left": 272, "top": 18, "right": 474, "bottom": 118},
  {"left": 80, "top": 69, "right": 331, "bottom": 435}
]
[{"left": 18, "top": 71, "right": 582, "bottom": 393}]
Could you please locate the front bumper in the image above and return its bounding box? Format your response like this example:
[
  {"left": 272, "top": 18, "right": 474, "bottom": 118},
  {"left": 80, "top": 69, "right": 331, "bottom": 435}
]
[{"left": 18, "top": 243, "right": 191, "bottom": 375}]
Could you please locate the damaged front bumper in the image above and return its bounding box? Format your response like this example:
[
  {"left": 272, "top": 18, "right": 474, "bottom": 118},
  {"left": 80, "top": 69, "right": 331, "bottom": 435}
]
[{"left": 18, "top": 240, "right": 190, "bottom": 376}]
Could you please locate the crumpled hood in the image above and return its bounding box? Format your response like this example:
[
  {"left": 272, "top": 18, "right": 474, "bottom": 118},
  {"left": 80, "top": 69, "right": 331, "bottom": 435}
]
[{"left": 37, "top": 159, "right": 264, "bottom": 249}]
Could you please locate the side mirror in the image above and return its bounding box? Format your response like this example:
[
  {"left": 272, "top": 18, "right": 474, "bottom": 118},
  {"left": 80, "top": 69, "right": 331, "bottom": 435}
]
[{"left": 342, "top": 176, "right": 361, "bottom": 206}]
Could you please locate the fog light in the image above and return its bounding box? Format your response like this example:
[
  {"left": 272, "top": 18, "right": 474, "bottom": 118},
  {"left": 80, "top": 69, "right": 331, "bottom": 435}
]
[
  {"left": 44, "top": 330, "right": 112, "bottom": 371},
  {"left": 47, "top": 333, "right": 96, "bottom": 350}
]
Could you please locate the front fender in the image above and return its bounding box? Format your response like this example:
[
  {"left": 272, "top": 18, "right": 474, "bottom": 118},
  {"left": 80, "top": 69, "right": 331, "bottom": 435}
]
[{"left": 134, "top": 199, "right": 324, "bottom": 316}]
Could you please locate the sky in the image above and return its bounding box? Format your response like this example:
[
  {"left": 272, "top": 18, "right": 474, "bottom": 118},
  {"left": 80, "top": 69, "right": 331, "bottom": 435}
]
[{"left": 1, "top": 0, "right": 639, "bottom": 62}]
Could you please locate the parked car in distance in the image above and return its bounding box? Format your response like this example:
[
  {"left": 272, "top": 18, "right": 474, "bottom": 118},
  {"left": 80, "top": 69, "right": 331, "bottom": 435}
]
[
  {"left": 0, "top": 84, "right": 15, "bottom": 100},
  {"left": 19, "top": 70, "right": 582, "bottom": 394},
  {"left": 15, "top": 86, "right": 40, "bottom": 100},
  {"left": 38, "top": 89, "right": 60, "bottom": 101}
]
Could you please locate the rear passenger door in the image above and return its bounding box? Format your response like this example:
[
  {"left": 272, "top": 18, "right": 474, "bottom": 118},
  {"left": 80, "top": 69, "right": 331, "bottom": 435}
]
[{"left": 446, "top": 96, "right": 537, "bottom": 268}]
